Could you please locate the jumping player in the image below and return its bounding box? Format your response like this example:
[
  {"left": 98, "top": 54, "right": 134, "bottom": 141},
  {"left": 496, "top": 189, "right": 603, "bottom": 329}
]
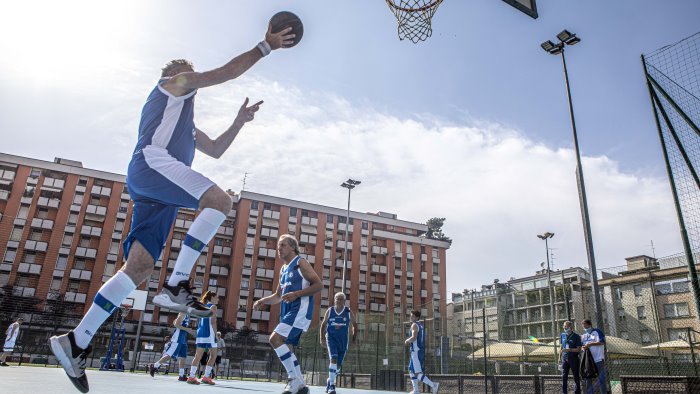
[
  {"left": 48, "top": 23, "right": 295, "bottom": 393},
  {"left": 188, "top": 291, "right": 219, "bottom": 385},
  {"left": 150, "top": 312, "right": 194, "bottom": 381},
  {"left": 405, "top": 310, "right": 439, "bottom": 394},
  {"left": 1, "top": 317, "right": 22, "bottom": 366},
  {"left": 253, "top": 234, "right": 322, "bottom": 394},
  {"left": 320, "top": 293, "right": 357, "bottom": 394}
]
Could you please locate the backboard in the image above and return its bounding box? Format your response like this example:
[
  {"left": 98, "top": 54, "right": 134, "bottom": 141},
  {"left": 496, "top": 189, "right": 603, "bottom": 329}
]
[
  {"left": 124, "top": 289, "right": 147, "bottom": 311},
  {"left": 502, "top": 0, "right": 538, "bottom": 19}
]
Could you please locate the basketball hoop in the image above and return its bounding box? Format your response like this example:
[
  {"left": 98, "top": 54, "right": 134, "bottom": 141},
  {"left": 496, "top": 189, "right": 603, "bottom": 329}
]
[{"left": 386, "top": 0, "right": 443, "bottom": 43}]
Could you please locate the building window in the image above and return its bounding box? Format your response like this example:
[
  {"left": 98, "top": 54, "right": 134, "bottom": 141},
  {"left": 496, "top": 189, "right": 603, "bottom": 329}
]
[
  {"left": 668, "top": 328, "right": 690, "bottom": 341},
  {"left": 656, "top": 279, "right": 690, "bottom": 295},
  {"left": 664, "top": 303, "right": 690, "bottom": 318},
  {"left": 251, "top": 201, "right": 258, "bottom": 210},
  {"left": 68, "top": 213, "right": 79, "bottom": 225},
  {"left": 633, "top": 284, "right": 642, "bottom": 297},
  {"left": 289, "top": 207, "right": 297, "bottom": 217},
  {"left": 615, "top": 288, "right": 623, "bottom": 300},
  {"left": 73, "top": 193, "right": 84, "bottom": 205},
  {"left": 640, "top": 329, "right": 651, "bottom": 344},
  {"left": 362, "top": 221, "right": 368, "bottom": 230},
  {"left": 620, "top": 331, "right": 629, "bottom": 340},
  {"left": 30, "top": 169, "right": 41, "bottom": 178},
  {"left": 3, "top": 248, "right": 17, "bottom": 263},
  {"left": 264, "top": 202, "right": 271, "bottom": 210},
  {"left": 17, "top": 205, "right": 30, "bottom": 220},
  {"left": 637, "top": 306, "right": 646, "bottom": 320},
  {"left": 617, "top": 308, "right": 626, "bottom": 321}
]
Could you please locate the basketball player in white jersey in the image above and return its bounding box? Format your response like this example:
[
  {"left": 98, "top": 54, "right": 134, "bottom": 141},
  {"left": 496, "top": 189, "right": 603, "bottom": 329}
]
[{"left": 1, "top": 318, "right": 23, "bottom": 366}]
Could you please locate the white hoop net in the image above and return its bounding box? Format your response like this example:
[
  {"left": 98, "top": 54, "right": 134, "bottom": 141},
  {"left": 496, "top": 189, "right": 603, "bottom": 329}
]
[{"left": 386, "top": 0, "right": 443, "bottom": 43}]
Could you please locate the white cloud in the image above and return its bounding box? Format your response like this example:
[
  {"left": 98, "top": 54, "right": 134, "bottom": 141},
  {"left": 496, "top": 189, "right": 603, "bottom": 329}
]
[{"left": 189, "top": 77, "right": 683, "bottom": 293}]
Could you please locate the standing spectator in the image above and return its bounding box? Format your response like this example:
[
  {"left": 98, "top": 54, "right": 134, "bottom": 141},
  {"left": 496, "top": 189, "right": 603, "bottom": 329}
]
[
  {"left": 581, "top": 319, "right": 607, "bottom": 394},
  {"left": 559, "top": 321, "right": 581, "bottom": 394},
  {"left": 1, "top": 318, "right": 23, "bottom": 366},
  {"left": 215, "top": 331, "right": 225, "bottom": 379}
]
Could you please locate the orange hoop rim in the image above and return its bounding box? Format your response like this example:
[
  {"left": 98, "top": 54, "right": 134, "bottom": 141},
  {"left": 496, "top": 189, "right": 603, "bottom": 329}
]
[{"left": 386, "top": 0, "right": 443, "bottom": 13}]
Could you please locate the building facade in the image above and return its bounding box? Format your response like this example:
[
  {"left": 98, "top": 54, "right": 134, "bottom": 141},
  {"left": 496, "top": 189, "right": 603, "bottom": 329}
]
[{"left": 0, "top": 152, "right": 450, "bottom": 342}]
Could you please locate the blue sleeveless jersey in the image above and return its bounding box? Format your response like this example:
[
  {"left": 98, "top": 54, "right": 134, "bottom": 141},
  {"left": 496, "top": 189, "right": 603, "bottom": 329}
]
[
  {"left": 129, "top": 80, "right": 197, "bottom": 168},
  {"left": 410, "top": 322, "right": 425, "bottom": 354},
  {"left": 172, "top": 315, "right": 190, "bottom": 344},
  {"left": 280, "top": 256, "right": 314, "bottom": 321},
  {"left": 196, "top": 303, "right": 216, "bottom": 346},
  {"left": 326, "top": 306, "right": 350, "bottom": 345}
]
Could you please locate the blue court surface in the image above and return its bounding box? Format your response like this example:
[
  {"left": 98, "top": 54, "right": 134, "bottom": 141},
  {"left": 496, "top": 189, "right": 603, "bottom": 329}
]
[{"left": 2, "top": 366, "right": 406, "bottom": 394}]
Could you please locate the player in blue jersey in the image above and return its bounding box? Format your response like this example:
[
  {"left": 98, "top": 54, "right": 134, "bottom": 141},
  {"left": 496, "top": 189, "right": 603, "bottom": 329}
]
[
  {"left": 320, "top": 293, "right": 357, "bottom": 394},
  {"left": 406, "top": 310, "right": 440, "bottom": 394},
  {"left": 149, "top": 312, "right": 194, "bottom": 381},
  {"left": 188, "top": 291, "right": 219, "bottom": 385},
  {"left": 254, "top": 234, "right": 322, "bottom": 394},
  {"left": 48, "top": 22, "right": 295, "bottom": 394}
]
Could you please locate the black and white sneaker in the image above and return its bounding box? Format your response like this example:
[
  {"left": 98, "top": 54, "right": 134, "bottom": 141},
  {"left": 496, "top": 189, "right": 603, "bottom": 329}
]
[
  {"left": 49, "top": 331, "right": 92, "bottom": 393},
  {"left": 148, "top": 363, "right": 158, "bottom": 377},
  {"left": 153, "top": 280, "right": 212, "bottom": 317}
]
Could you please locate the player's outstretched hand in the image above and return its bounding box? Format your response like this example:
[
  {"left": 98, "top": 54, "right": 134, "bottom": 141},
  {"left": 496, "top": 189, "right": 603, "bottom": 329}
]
[
  {"left": 234, "top": 98, "right": 263, "bottom": 126},
  {"left": 265, "top": 23, "right": 295, "bottom": 50},
  {"left": 281, "top": 291, "right": 300, "bottom": 303},
  {"left": 253, "top": 300, "right": 263, "bottom": 311}
]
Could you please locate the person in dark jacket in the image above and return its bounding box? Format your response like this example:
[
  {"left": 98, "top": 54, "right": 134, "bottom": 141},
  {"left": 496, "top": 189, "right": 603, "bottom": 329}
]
[
  {"left": 559, "top": 321, "right": 582, "bottom": 394},
  {"left": 581, "top": 319, "right": 607, "bottom": 393}
]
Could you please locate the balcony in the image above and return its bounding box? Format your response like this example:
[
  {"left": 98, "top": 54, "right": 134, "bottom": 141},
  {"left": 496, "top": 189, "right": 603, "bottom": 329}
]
[
  {"left": 254, "top": 289, "right": 273, "bottom": 298},
  {"left": 258, "top": 247, "right": 276, "bottom": 258},
  {"left": 334, "top": 279, "right": 351, "bottom": 289},
  {"left": 261, "top": 228, "right": 279, "bottom": 238},
  {"left": 323, "top": 259, "right": 332, "bottom": 267},
  {"left": 24, "top": 240, "right": 48, "bottom": 252},
  {"left": 251, "top": 310, "right": 271, "bottom": 321},
  {"left": 337, "top": 240, "right": 353, "bottom": 249},
  {"left": 64, "top": 292, "right": 88, "bottom": 303},
  {"left": 210, "top": 265, "right": 230, "bottom": 276},
  {"left": 237, "top": 311, "right": 247, "bottom": 319},
  {"left": 175, "top": 219, "right": 193, "bottom": 229},
  {"left": 301, "top": 216, "right": 318, "bottom": 226},
  {"left": 371, "top": 265, "right": 387, "bottom": 274},
  {"left": 360, "top": 264, "right": 368, "bottom": 272},
  {"left": 433, "top": 275, "right": 441, "bottom": 282},
  {"left": 370, "top": 303, "right": 387, "bottom": 312},
  {"left": 299, "top": 234, "right": 316, "bottom": 244},
  {"left": 359, "top": 284, "right": 367, "bottom": 291},
  {"left": 263, "top": 210, "right": 281, "bottom": 220},
  {"left": 75, "top": 247, "right": 97, "bottom": 259},
  {"left": 0, "top": 169, "right": 16, "bottom": 182},
  {"left": 242, "top": 268, "right": 252, "bottom": 276},
  {"left": 217, "top": 226, "right": 234, "bottom": 236},
  {"left": 90, "top": 185, "right": 112, "bottom": 197},
  {"left": 17, "top": 263, "right": 42, "bottom": 275},
  {"left": 85, "top": 204, "right": 107, "bottom": 217},
  {"left": 394, "top": 288, "right": 402, "bottom": 296},
  {"left": 420, "top": 272, "right": 428, "bottom": 280},
  {"left": 250, "top": 209, "right": 258, "bottom": 217},
  {"left": 361, "top": 245, "right": 368, "bottom": 253},
  {"left": 42, "top": 177, "right": 65, "bottom": 190},
  {"left": 0, "top": 190, "right": 9, "bottom": 201},
  {"left": 256, "top": 268, "right": 275, "bottom": 280},
  {"left": 70, "top": 269, "right": 92, "bottom": 281},
  {"left": 407, "top": 271, "right": 414, "bottom": 278},
  {"left": 212, "top": 245, "right": 232, "bottom": 256},
  {"left": 336, "top": 260, "right": 352, "bottom": 269},
  {"left": 37, "top": 196, "right": 60, "bottom": 209},
  {"left": 371, "top": 283, "right": 387, "bottom": 293},
  {"left": 70, "top": 203, "right": 82, "bottom": 212},
  {"left": 31, "top": 218, "right": 54, "bottom": 230},
  {"left": 80, "top": 225, "right": 102, "bottom": 237},
  {"left": 337, "top": 223, "right": 354, "bottom": 233},
  {"left": 421, "top": 290, "right": 428, "bottom": 298},
  {"left": 13, "top": 286, "right": 36, "bottom": 297},
  {"left": 171, "top": 239, "right": 182, "bottom": 249},
  {"left": 20, "top": 196, "right": 32, "bottom": 205}
]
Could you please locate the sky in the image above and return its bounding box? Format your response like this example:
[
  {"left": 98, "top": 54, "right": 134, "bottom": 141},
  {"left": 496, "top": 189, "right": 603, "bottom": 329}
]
[{"left": 1, "top": 0, "right": 699, "bottom": 295}]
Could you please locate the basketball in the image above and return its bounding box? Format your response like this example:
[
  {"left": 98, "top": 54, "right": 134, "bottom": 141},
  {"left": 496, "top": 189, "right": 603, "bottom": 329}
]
[{"left": 269, "top": 11, "right": 304, "bottom": 48}]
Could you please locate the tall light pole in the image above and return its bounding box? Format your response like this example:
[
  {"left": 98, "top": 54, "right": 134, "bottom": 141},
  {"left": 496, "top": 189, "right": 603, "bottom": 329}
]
[
  {"left": 541, "top": 30, "right": 604, "bottom": 328},
  {"left": 537, "top": 232, "right": 557, "bottom": 364},
  {"left": 340, "top": 179, "right": 361, "bottom": 294}
]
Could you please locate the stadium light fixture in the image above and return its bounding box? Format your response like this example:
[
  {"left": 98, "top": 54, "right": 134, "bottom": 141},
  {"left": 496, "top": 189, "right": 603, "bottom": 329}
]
[{"left": 340, "top": 179, "right": 361, "bottom": 294}]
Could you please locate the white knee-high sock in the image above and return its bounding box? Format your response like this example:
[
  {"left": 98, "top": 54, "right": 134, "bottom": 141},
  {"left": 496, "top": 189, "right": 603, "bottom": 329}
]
[
  {"left": 275, "top": 345, "right": 299, "bottom": 380},
  {"left": 204, "top": 365, "right": 213, "bottom": 377},
  {"left": 292, "top": 353, "right": 304, "bottom": 383},
  {"left": 73, "top": 271, "right": 136, "bottom": 349},
  {"left": 329, "top": 362, "right": 337, "bottom": 385},
  {"left": 417, "top": 373, "right": 435, "bottom": 388},
  {"left": 410, "top": 374, "right": 419, "bottom": 392},
  {"left": 189, "top": 365, "right": 198, "bottom": 378},
  {"left": 168, "top": 208, "right": 226, "bottom": 287}
]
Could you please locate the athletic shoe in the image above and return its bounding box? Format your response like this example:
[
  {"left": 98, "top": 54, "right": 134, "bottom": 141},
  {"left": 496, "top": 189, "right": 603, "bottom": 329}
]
[
  {"left": 187, "top": 377, "right": 200, "bottom": 385},
  {"left": 0, "top": 362, "right": 9, "bottom": 366},
  {"left": 49, "top": 331, "right": 92, "bottom": 393},
  {"left": 148, "top": 364, "right": 158, "bottom": 377},
  {"left": 329, "top": 385, "right": 336, "bottom": 394},
  {"left": 432, "top": 382, "right": 440, "bottom": 394},
  {"left": 178, "top": 376, "right": 188, "bottom": 382},
  {"left": 153, "top": 280, "right": 213, "bottom": 317},
  {"left": 284, "top": 378, "right": 307, "bottom": 394},
  {"left": 202, "top": 377, "right": 215, "bottom": 385}
]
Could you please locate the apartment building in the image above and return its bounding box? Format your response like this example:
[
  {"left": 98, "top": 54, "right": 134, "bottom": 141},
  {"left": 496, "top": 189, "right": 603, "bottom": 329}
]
[{"left": 0, "top": 152, "right": 450, "bottom": 341}]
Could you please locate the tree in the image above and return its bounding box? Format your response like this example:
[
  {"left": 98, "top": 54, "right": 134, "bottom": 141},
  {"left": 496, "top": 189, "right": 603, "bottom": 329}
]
[{"left": 425, "top": 217, "right": 452, "bottom": 244}]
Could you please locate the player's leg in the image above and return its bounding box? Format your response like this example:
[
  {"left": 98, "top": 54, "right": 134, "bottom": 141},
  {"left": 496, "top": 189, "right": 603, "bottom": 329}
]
[
  {"left": 413, "top": 352, "right": 437, "bottom": 392},
  {"left": 271, "top": 330, "right": 308, "bottom": 394},
  {"left": 201, "top": 347, "right": 217, "bottom": 384},
  {"left": 154, "top": 184, "right": 231, "bottom": 315},
  {"left": 178, "top": 358, "right": 187, "bottom": 381},
  {"left": 49, "top": 239, "right": 152, "bottom": 393},
  {"left": 0, "top": 350, "right": 9, "bottom": 365},
  {"left": 327, "top": 338, "right": 339, "bottom": 394},
  {"left": 188, "top": 347, "right": 205, "bottom": 384}
]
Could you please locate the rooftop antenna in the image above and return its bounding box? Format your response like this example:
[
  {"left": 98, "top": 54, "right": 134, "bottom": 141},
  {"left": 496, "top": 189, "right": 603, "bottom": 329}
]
[
  {"left": 242, "top": 172, "right": 250, "bottom": 192},
  {"left": 650, "top": 240, "right": 656, "bottom": 258}
]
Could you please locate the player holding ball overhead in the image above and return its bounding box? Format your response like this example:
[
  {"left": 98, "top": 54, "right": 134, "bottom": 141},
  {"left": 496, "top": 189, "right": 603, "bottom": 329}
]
[{"left": 49, "top": 14, "right": 300, "bottom": 393}]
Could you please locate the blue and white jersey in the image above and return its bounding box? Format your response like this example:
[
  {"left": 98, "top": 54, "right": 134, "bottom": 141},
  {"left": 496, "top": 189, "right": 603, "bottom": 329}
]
[
  {"left": 326, "top": 306, "right": 350, "bottom": 345},
  {"left": 131, "top": 80, "right": 197, "bottom": 167},
  {"left": 410, "top": 322, "right": 425, "bottom": 354},
  {"left": 196, "top": 303, "right": 217, "bottom": 348},
  {"left": 172, "top": 314, "right": 190, "bottom": 344},
  {"left": 279, "top": 256, "right": 314, "bottom": 324}
]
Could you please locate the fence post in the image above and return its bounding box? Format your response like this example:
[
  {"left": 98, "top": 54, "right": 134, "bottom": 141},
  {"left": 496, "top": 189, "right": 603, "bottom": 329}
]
[
  {"left": 688, "top": 328, "right": 698, "bottom": 377},
  {"left": 17, "top": 312, "right": 33, "bottom": 366},
  {"left": 483, "top": 307, "right": 488, "bottom": 394}
]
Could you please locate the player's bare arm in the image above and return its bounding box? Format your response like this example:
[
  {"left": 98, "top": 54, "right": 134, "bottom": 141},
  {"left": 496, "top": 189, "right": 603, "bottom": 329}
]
[
  {"left": 195, "top": 98, "right": 263, "bottom": 158},
  {"left": 254, "top": 281, "right": 282, "bottom": 310},
  {"left": 162, "top": 25, "right": 294, "bottom": 96},
  {"left": 405, "top": 323, "right": 418, "bottom": 346},
  {"left": 281, "top": 259, "right": 322, "bottom": 302},
  {"left": 349, "top": 310, "right": 358, "bottom": 343},
  {"left": 320, "top": 308, "right": 330, "bottom": 345},
  {"left": 174, "top": 313, "right": 194, "bottom": 335}
]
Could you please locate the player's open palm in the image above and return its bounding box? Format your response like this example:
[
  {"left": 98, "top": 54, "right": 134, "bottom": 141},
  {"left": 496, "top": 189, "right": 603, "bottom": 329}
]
[
  {"left": 265, "top": 23, "right": 294, "bottom": 50},
  {"left": 235, "top": 98, "right": 263, "bottom": 125}
]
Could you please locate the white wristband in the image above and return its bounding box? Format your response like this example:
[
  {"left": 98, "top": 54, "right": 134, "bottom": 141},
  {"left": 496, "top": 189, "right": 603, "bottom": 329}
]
[{"left": 257, "top": 40, "right": 272, "bottom": 57}]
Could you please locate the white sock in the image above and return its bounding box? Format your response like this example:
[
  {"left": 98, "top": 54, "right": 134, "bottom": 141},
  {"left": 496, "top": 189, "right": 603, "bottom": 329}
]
[
  {"left": 189, "top": 365, "right": 198, "bottom": 378},
  {"left": 168, "top": 208, "right": 226, "bottom": 287},
  {"left": 154, "top": 361, "right": 161, "bottom": 368},
  {"left": 418, "top": 373, "right": 435, "bottom": 388},
  {"left": 179, "top": 368, "right": 185, "bottom": 377},
  {"left": 292, "top": 354, "right": 303, "bottom": 384},
  {"left": 73, "top": 271, "right": 136, "bottom": 349},
  {"left": 329, "top": 363, "right": 337, "bottom": 385},
  {"left": 205, "top": 365, "right": 213, "bottom": 377},
  {"left": 275, "top": 345, "right": 298, "bottom": 380}
]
